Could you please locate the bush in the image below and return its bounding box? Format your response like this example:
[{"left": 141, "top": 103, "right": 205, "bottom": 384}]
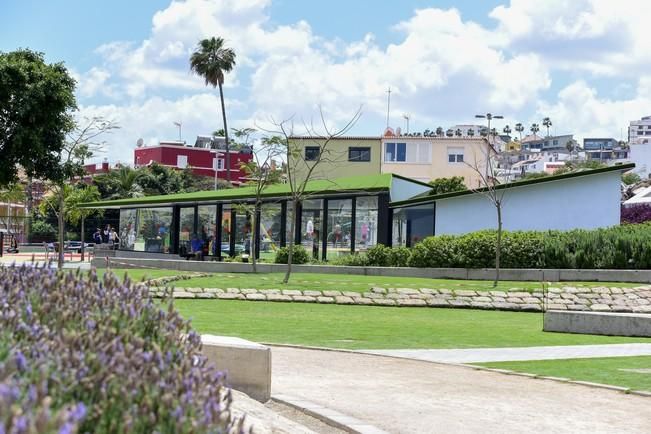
[
  {"left": 0, "top": 265, "right": 241, "bottom": 433},
  {"left": 274, "top": 244, "right": 310, "bottom": 264},
  {"left": 621, "top": 204, "right": 651, "bottom": 224},
  {"left": 30, "top": 219, "right": 56, "bottom": 242},
  {"left": 408, "top": 235, "right": 459, "bottom": 268}
]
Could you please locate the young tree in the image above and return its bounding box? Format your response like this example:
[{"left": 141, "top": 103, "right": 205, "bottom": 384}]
[
  {"left": 237, "top": 131, "right": 285, "bottom": 272},
  {"left": 0, "top": 49, "right": 76, "bottom": 186},
  {"left": 64, "top": 184, "right": 102, "bottom": 261},
  {"left": 263, "top": 107, "right": 361, "bottom": 283},
  {"left": 190, "top": 37, "right": 236, "bottom": 182}
]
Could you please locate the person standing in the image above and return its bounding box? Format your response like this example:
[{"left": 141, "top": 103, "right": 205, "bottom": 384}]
[
  {"left": 109, "top": 227, "right": 120, "bottom": 250},
  {"left": 102, "top": 225, "right": 111, "bottom": 244}
]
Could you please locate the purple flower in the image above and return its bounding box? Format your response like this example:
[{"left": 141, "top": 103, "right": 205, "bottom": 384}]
[{"left": 15, "top": 351, "right": 27, "bottom": 372}]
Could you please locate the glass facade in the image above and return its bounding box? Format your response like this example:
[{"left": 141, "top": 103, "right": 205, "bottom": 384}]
[
  {"left": 260, "top": 203, "right": 282, "bottom": 260},
  {"left": 135, "top": 207, "right": 173, "bottom": 253},
  {"left": 392, "top": 203, "right": 435, "bottom": 247},
  {"left": 326, "top": 199, "right": 352, "bottom": 259},
  {"left": 234, "top": 208, "right": 252, "bottom": 256},
  {"left": 221, "top": 205, "right": 232, "bottom": 256},
  {"left": 198, "top": 205, "right": 217, "bottom": 256},
  {"left": 118, "top": 209, "right": 137, "bottom": 250},
  {"left": 285, "top": 201, "right": 297, "bottom": 245},
  {"left": 301, "top": 199, "right": 323, "bottom": 259},
  {"left": 178, "top": 207, "right": 195, "bottom": 254},
  {"left": 355, "top": 196, "right": 378, "bottom": 252}
]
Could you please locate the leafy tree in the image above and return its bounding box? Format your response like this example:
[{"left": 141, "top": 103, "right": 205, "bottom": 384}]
[
  {"left": 94, "top": 166, "right": 143, "bottom": 199},
  {"left": 428, "top": 177, "right": 467, "bottom": 194},
  {"left": 514, "top": 123, "right": 524, "bottom": 140},
  {"left": 136, "top": 162, "right": 186, "bottom": 195},
  {"left": 190, "top": 37, "right": 236, "bottom": 182},
  {"left": 530, "top": 123, "right": 540, "bottom": 136},
  {"left": 65, "top": 184, "right": 102, "bottom": 260},
  {"left": 30, "top": 219, "right": 56, "bottom": 242},
  {"left": 0, "top": 49, "right": 77, "bottom": 185},
  {"left": 542, "top": 117, "right": 552, "bottom": 137},
  {"left": 622, "top": 172, "right": 641, "bottom": 185}
]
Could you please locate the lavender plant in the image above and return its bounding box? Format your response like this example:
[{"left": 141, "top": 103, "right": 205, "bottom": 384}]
[{"left": 0, "top": 264, "right": 243, "bottom": 434}]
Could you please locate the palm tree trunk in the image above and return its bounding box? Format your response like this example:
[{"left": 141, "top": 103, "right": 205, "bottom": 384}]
[
  {"left": 218, "top": 81, "right": 231, "bottom": 183},
  {"left": 494, "top": 204, "right": 502, "bottom": 288},
  {"left": 283, "top": 199, "right": 298, "bottom": 284}
]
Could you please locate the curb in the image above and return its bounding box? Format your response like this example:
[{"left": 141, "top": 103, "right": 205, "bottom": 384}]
[{"left": 271, "top": 394, "right": 389, "bottom": 434}]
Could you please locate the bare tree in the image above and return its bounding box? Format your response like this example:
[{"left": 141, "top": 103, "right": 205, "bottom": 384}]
[
  {"left": 261, "top": 107, "right": 362, "bottom": 283},
  {"left": 465, "top": 141, "right": 512, "bottom": 287},
  {"left": 235, "top": 129, "right": 285, "bottom": 273},
  {"left": 40, "top": 117, "right": 118, "bottom": 268}
]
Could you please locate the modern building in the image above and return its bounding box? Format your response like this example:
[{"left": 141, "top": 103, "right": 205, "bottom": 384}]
[
  {"left": 520, "top": 134, "right": 574, "bottom": 152},
  {"left": 628, "top": 115, "right": 651, "bottom": 144},
  {"left": 288, "top": 136, "right": 381, "bottom": 182},
  {"left": 134, "top": 136, "right": 253, "bottom": 184},
  {"left": 583, "top": 138, "right": 629, "bottom": 161}
]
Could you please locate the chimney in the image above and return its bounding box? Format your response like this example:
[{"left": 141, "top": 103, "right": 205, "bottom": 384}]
[{"left": 102, "top": 157, "right": 109, "bottom": 172}]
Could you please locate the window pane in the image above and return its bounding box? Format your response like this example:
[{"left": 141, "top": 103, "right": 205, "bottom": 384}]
[
  {"left": 326, "top": 199, "right": 352, "bottom": 260},
  {"left": 305, "top": 146, "right": 320, "bottom": 161},
  {"left": 135, "top": 207, "right": 173, "bottom": 253},
  {"left": 391, "top": 208, "right": 407, "bottom": 247},
  {"left": 448, "top": 154, "right": 456, "bottom": 163},
  {"left": 456, "top": 154, "right": 464, "bottom": 163},
  {"left": 178, "top": 207, "right": 195, "bottom": 254},
  {"left": 397, "top": 143, "right": 406, "bottom": 161},
  {"left": 355, "top": 196, "right": 378, "bottom": 252},
  {"left": 198, "top": 205, "right": 217, "bottom": 256},
  {"left": 234, "top": 208, "right": 252, "bottom": 256},
  {"left": 301, "top": 199, "right": 323, "bottom": 260},
  {"left": 285, "top": 201, "right": 296, "bottom": 246},
  {"left": 406, "top": 143, "right": 417, "bottom": 163},
  {"left": 392, "top": 204, "right": 434, "bottom": 247},
  {"left": 260, "top": 203, "right": 282, "bottom": 261},
  {"left": 118, "top": 209, "right": 137, "bottom": 250},
  {"left": 221, "top": 205, "right": 232, "bottom": 256}
]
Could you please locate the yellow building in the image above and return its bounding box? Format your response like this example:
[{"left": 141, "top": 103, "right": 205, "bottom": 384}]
[
  {"left": 288, "top": 136, "right": 382, "bottom": 181},
  {"left": 380, "top": 135, "right": 494, "bottom": 188}
]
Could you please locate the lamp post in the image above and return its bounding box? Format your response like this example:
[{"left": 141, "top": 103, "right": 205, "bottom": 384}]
[
  {"left": 475, "top": 113, "right": 504, "bottom": 180},
  {"left": 173, "top": 121, "right": 182, "bottom": 142}
]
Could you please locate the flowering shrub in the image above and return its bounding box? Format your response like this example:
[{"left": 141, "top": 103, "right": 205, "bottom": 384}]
[
  {"left": 0, "top": 265, "right": 243, "bottom": 434},
  {"left": 621, "top": 204, "right": 651, "bottom": 224}
]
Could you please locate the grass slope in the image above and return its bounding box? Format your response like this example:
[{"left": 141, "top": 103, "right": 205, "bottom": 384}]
[{"left": 173, "top": 300, "right": 651, "bottom": 350}]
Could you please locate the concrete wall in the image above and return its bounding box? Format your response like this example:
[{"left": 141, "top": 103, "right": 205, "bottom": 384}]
[
  {"left": 91, "top": 256, "right": 651, "bottom": 283},
  {"left": 201, "top": 335, "right": 271, "bottom": 402},
  {"left": 435, "top": 171, "right": 621, "bottom": 235},
  {"left": 544, "top": 310, "right": 651, "bottom": 337}
]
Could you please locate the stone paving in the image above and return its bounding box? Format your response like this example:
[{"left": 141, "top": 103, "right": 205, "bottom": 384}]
[
  {"left": 147, "top": 277, "right": 651, "bottom": 313},
  {"left": 360, "top": 343, "right": 651, "bottom": 364}
]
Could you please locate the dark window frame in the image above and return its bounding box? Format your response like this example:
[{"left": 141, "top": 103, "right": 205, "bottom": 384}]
[
  {"left": 348, "top": 147, "right": 371, "bottom": 162},
  {"left": 305, "top": 146, "right": 320, "bottom": 161}
]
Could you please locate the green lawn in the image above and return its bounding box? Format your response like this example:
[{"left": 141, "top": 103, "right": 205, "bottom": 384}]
[
  {"left": 478, "top": 356, "right": 651, "bottom": 392},
  {"left": 104, "top": 268, "right": 643, "bottom": 293},
  {"left": 172, "top": 300, "right": 651, "bottom": 350}
]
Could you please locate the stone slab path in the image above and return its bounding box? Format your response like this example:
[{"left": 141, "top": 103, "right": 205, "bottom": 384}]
[
  {"left": 271, "top": 346, "right": 651, "bottom": 434},
  {"left": 360, "top": 343, "right": 651, "bottom": 363}
]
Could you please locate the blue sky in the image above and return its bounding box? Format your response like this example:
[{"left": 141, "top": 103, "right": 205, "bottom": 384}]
[{"left": 2, "top": 0, "right": 650, "bottom": 162}]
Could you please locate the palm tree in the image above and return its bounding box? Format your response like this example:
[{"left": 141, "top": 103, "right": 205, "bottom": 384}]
[
  {"left": 542, "top": 117, "right": 552, "bottom": 137},
  {"left": 514, "top": 123, "right": 524, "bottom": 140},
  {"left": 446, "top": 128, "right": 454, "bottom": 137},
  {"left": 102, "top": 166, "right": 143, "bottom": 199},
  {"left": 190, "top": 37, "right": 237, "bottom": 183},
  {"left": 455, "top": 128, "right": 462, "bottom": 137},
  {"left": 436, "top": 127, "right": 444, "bottom": 137},
  {"left": 467, "top": 128, "right": 475, "bottom": 137},
  {"left": 503, "top": 125, "right": 512, "bottom": 136},
  {"left": 530, "top": 123, "right": 540, "bottom": 136}
]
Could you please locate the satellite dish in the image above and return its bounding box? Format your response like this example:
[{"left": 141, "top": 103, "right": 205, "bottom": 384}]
[
  {"left": 136, "top": 138, "right": 144, "bottom": 147},
  {"left": 395, "top": 127, "right": 402, "bottom": 136}
]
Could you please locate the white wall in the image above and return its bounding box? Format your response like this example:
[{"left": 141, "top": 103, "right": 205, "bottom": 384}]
[
  {"left": 435, "top": 171, "right": 622, "bottom": 235},
  {"left": 629, "top": 144, "right": 651, "bottom": 177}
]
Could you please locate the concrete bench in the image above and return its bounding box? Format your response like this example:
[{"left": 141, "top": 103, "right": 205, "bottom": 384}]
[
  {"left": 544, "top": 310, "right": 651, "bottom": 337},
  {"left": 201, "top": 335, "right": 271, "bottom": 402}
]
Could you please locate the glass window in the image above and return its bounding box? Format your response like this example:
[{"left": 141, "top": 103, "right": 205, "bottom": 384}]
[
  {"left": 135, "top": 207, "right": 173, "bottom": 253},
  {"left": 178, "top": 207, "right": 195, "bottom": 254},
  {"left": 260, "top": 203, "right": 282, "bottom": 261},
  {"left": 221, "top": 205, "right": 232, "bottom": 256},
  {"left": 301, "top": 199, "right": 323, "bottom": 260},
  {"left": 355, "top": 196, "right": 378, "bottom": 252},
  {"left": 285, "top": 201, "right": 297, "bottom": 246},
  {"left": 392, "top": 203, "right": 434, "bottom": 247},
  {"left": 118, "top": 209, "right": 137, "bottom": 250},
  {"left": 305, "top": 146, "right": 320, "bottom": 161},
  {"left": 396, "top": 143, "right": 406, "bottom": 161},
  {"left": 447, "top": 147, "right": 464, "bottom": 163},
  {"left": 348, "top": 147, "right": 371, "bottom": 162},
  {"left": 326, "top": 199, "right": 352, "bottom": 260},
  {"left": 198, "top": 205, "right": 217, "bottom": 256},
  {"left": 234, "top": 207, "right": 252, "bottom": 256},
  {"left": 385, "top": 142, "right": 396, "bottom": 162}
]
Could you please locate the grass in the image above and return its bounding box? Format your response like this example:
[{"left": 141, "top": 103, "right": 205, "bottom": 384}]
[
  {"left": 100, "top": 268, "right": 186, "bottom": 282},
  {"left": 103, "top": 268, "right": 644, "bottom": 293},
  {"left": 478, "top": 356, "right": 651, "bottom": 392},
  {"left": 172, "top": 300, "right": 651, "bottom": 350}
]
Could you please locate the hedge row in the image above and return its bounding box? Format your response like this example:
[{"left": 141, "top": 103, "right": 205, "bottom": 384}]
[{"left": 332, "top": 223, "right": 651, "bottom": 269}]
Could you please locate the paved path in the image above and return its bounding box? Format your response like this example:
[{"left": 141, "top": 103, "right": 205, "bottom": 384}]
[
  {"left": 271, "top": 346, "right": 651, "bottom": 434},
  {"left": 360, "top": 343, "right": 651, "bottom": 363}
]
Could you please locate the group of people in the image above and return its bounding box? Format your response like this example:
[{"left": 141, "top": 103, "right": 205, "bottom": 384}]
[{"left": 93, "top": 225, "right": 119, "bottom": 249}]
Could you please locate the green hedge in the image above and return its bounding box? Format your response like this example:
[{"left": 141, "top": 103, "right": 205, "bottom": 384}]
[
  {"left": 274, "top": 244, "right": 310, "bottom": 264},
  {"left": 334, "top": 223, "right": 651, "bottom": 269}
]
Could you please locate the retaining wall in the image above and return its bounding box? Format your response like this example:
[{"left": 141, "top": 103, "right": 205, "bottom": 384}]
[
  {"left": 93, "top": 255, "right": 651, "bottom": 283},
  {"left": 543, "top": 310, "right": 651, "bottom": 337}
]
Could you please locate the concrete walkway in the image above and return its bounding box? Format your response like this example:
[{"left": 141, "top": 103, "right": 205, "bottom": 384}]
[
  {"left": 360, "top": 343, "right": 651, "bottom": 363},
  {"left": 271, "top": 346, "right": 651, "bottom": 434}
]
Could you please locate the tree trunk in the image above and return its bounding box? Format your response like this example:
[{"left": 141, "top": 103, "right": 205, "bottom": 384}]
[
  {"left": 251, "top": 205, "right": 257, "bottom": 273},
  {"left": 494, "top": 204, "right": 502, "bottom": 287},
  {"left": 218, "top": 81, "right": 231, "bottom": 183},
  {"left": 80, "top": 217, "right": 85, "bottom": 262},
  {"left": 26, "top": 177, "right": 33, "bottom": 243},
  {"left": 283, "top": 199, "right": 298, "bottom": 284},
  {"left": 58, "top": 191, "right": 65, "bottom": 268}
]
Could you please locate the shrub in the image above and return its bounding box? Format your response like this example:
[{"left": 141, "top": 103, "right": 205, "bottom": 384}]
[
  {"left": 0, "top": 265, "right": 241, "bottom": 434},
  {"left": 365, "top": 244, "right": 391, "bottom": 266},
  {"left": 388, "top": 246, "right": 411, "bottom": 267},
  {"left": 274, "top": 244, "right": 310, "bottom": 264},
  {"left": 408, "top": 235, "right": 458, "bottom": 268},
  {"left": 30, "top": 219, "right": 56, "bottom": 242},
  {"left": 621, "top": 204, "right": 651, "bottom": 224}
]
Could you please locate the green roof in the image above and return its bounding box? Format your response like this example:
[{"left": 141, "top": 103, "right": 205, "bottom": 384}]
[
  {"left": 390, "top": 163, "right": 636, "bottom": 208},
  {"left": 80, "top": 173, "right": 395, "bottom": 208}
]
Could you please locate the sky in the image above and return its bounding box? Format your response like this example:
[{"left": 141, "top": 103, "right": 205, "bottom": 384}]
[{"left": 2, "top": 0, "right": 651, "bottom": 163}]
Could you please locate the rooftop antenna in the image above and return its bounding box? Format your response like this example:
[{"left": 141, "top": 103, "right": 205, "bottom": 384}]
[
  {"left": 386, "top": 87, "right": 392, "bottom": 128},
  {"left": 403, "top": 113, "right": 410, "bottom": 134},
  {"left": 136, "top": 138, "right": 144, "bottom": 148},
  {"left": 173, "top": 121, "right": 182, "bottom": 142}
]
